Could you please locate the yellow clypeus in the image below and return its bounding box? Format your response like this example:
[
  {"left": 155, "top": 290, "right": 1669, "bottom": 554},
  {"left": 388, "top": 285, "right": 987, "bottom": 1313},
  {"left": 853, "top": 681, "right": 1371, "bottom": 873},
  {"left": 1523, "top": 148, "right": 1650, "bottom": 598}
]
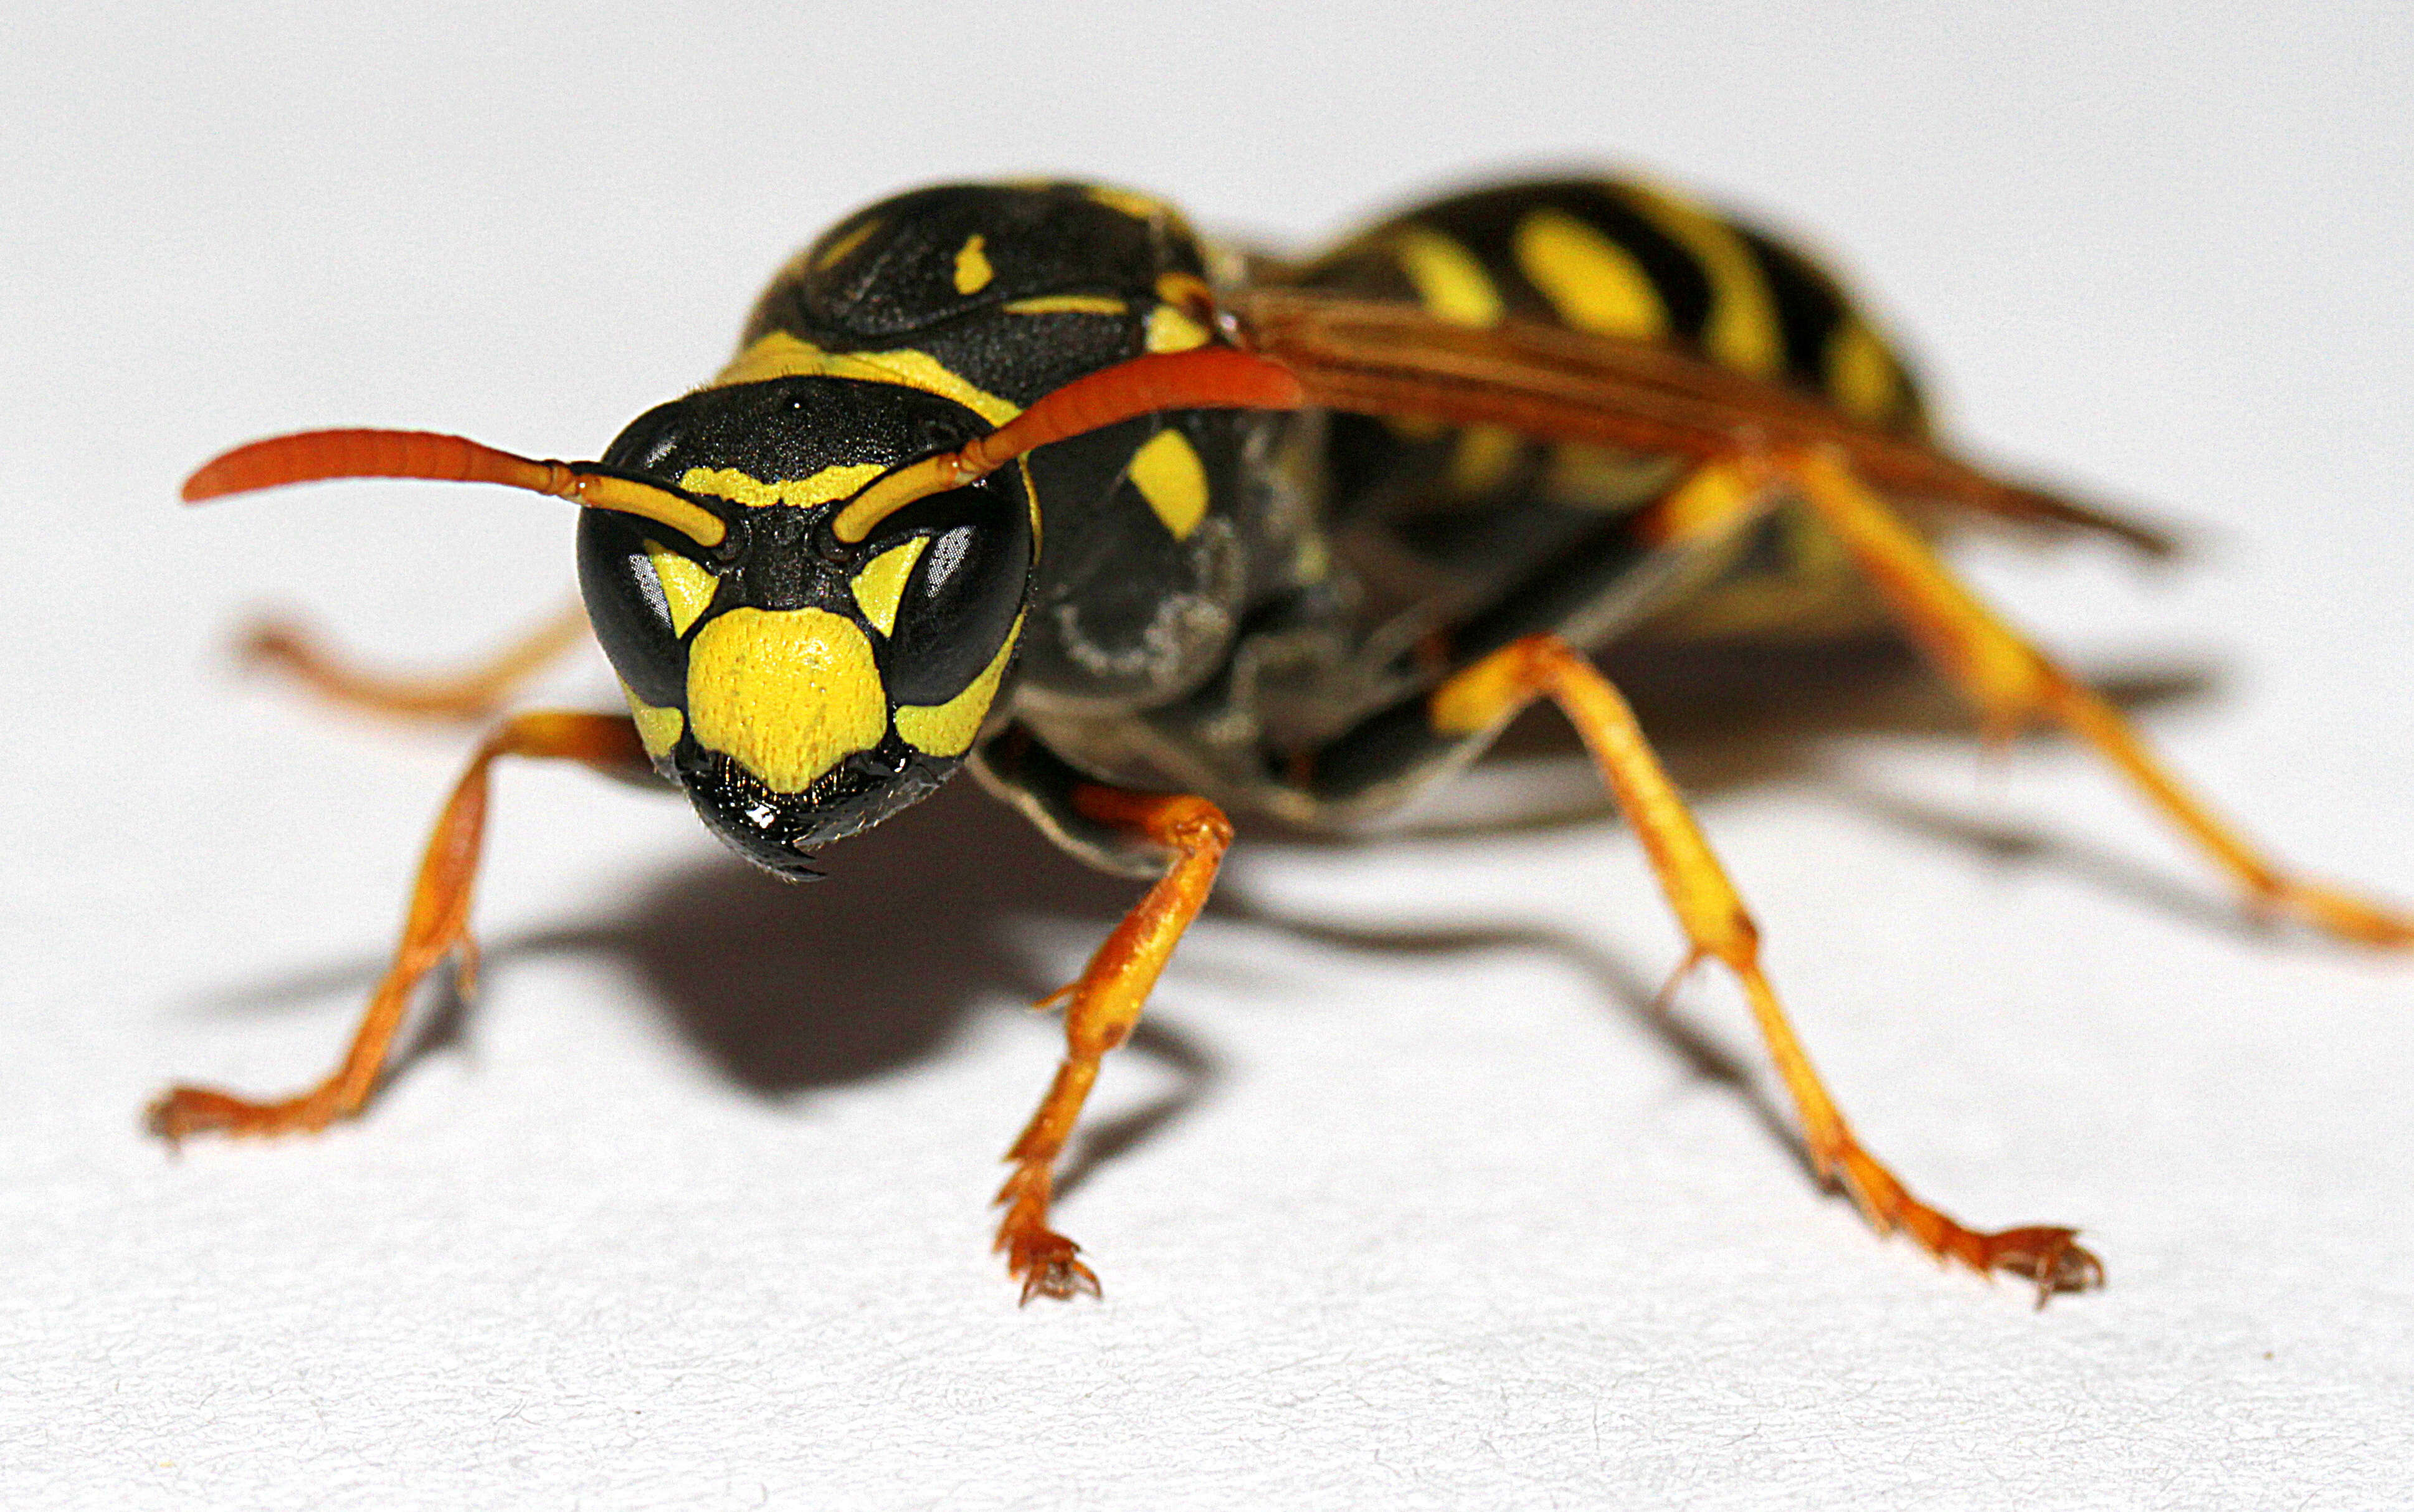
[{"left": 686, "top": 608, "right": 888, "bottom": 792}]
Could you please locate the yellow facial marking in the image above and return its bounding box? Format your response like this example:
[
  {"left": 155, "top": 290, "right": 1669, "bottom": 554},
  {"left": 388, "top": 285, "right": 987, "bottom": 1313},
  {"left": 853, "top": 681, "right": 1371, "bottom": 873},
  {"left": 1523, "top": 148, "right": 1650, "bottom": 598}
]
[
  {"left": 642, "top": 538, "right": 718, "bottom": 636},
  {"left": 679, "top": 463, "right": 886, "bottom": 511},
  {"left": 715, "top": 333, "right": 1022, "bottom": 424},
  {"left": 849, "top": 536, "right": 929, "bottom": 637},
  {"left": 1445, "top": 424, "right": 1523, "bottom": 496},
  {"left": 895, "top": 614, "right": 1022, "bottom": 758},
  {"left": 621, "top": 682, "right": 685, "bottom": 761},
  {"left": 1825, "top": 319, "right": 1900, "bottom": 422},
  {"left": 812, "top": 218, "right": 880, "bottom": 272},
  {"left": 953, "top": 234, "right": 994, "bottom": 295},
  {"left": 1144, "top": 302, "right": 1211, "bottom": 353},
  {"left": 1004, "top": 295, "right": 1128, "bottom": 316},
  {"left": 1127, "top": 428, "right": 1209, "bottom": 540},
  {"left": 1390, "top": 226, "right": 1503, "bottom": 327},
  {"left": 686, "top": 607, "right": 888, "bottom": 793},
  {"left": 1511, "top": 209, "right": 1667, "bottom": 340},
  {"left": 1615, "top": 182, "right": 1782, "bottom": 376}
]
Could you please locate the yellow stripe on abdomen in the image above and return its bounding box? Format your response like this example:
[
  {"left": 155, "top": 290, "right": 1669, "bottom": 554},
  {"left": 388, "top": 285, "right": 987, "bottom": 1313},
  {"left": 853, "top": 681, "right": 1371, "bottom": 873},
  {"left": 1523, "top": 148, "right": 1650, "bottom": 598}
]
[
  {"left": 1390, "top": 227, "right": 1504, "bottom": 327},
  {"left": 1511, "top": 208, "right": 1666, "bottom": 340},
  {"left": 1616, "top": 181, "right": 1782, "bottom": 377}
]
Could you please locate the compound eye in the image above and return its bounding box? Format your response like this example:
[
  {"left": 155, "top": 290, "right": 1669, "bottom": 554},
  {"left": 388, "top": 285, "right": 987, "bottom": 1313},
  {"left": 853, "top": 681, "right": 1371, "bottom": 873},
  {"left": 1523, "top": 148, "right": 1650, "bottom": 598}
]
[
  {"left": 576, "top": 510, "right": 718, "bottom": 708},
  {"left": 878, "top": 478, "right": 1032, "bottom": 706}
]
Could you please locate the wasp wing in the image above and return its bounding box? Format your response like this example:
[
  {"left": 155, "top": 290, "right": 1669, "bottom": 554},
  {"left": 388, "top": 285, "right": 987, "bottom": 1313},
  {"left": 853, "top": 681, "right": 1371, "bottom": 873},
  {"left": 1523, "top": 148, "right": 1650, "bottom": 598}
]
[{"left": 1231, "top": 287, "right": 2178, "bottom": 559}]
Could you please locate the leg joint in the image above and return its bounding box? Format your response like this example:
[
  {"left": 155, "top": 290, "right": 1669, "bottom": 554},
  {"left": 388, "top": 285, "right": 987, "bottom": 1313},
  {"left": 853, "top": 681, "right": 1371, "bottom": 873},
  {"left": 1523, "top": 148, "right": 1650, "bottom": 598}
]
[{"left": 1072, "top": 786, "right": 1234, "bottom": 857}]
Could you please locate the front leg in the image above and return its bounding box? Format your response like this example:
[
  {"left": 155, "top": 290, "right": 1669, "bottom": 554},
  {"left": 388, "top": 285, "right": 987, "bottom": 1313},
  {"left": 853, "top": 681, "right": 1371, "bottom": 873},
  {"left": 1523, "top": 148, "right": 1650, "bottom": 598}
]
[
  {"left": 994, "top": 785, "right": 1233, "bottom": 1303},
  {"left": 150, "top": 711, "right": 651, "bottom": 1142}
]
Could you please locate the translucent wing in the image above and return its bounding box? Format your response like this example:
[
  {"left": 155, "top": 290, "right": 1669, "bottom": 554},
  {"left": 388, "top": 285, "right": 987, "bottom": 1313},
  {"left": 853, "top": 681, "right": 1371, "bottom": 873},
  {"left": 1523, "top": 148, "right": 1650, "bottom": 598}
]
[{"left": 1230, "top": 287, "right": 2178, "bottom": 558}]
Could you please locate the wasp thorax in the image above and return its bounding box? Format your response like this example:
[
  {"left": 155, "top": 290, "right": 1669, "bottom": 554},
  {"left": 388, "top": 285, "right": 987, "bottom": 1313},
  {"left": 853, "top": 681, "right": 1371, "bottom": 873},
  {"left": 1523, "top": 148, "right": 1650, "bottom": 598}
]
[{"left": 576, "top": 376, "right": 1035, "bottom": 878}]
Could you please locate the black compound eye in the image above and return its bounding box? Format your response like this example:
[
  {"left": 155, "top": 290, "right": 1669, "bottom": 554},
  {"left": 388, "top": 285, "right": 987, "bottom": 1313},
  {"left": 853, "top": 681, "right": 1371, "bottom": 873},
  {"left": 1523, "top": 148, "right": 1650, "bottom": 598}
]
[
  {"left": 577, "top": 510, "right": 708, "bottom": 709},
  {"left": 880, "top": 480, "right": 1032, "bottom": 706}
]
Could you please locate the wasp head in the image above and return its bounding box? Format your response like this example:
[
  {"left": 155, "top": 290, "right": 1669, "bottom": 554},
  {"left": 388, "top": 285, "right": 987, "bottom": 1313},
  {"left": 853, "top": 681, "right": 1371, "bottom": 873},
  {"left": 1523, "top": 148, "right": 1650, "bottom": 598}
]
[{"left": 577, "top": 377, "right": 1034, "bottom": 880}]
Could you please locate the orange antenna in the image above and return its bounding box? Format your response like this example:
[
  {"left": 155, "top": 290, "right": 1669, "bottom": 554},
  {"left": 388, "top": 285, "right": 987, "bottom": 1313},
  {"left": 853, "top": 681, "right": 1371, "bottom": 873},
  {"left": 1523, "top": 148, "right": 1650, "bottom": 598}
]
[
  {"left": 832, "top": 348, "right": 1306, "bottom": 543},
  {"left": 183, "top": 428, "right": 728, "bottom": 548}
]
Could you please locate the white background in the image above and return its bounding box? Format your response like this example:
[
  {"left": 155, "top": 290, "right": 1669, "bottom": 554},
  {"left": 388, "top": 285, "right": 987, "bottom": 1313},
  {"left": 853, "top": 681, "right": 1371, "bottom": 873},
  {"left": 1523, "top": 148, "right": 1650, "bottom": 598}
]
[{"left": 5, "top": 4, "right": 2410, "bottom": 1507}]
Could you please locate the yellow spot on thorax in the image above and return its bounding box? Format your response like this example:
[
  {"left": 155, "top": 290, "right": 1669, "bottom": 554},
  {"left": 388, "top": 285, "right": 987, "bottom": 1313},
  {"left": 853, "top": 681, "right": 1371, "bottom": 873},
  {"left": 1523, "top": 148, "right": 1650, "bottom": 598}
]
[
  {"left": 686, "top": 607, "right": 888, "bottom": 793},
  {"left": 1511, "top": 209, "right": 1667, "bottom": 340},
  {"left": 1144, "top": 303, "right": 1210, "bottom": 353},
  {"left": 895, "top": 614, "right": 1023, "bottom": 758},
  {"left": 714, "top": 332, "right": 1022, "bottom": 424},
  {"left": 1004, "top": 295, "right": 1128, "bottom": 316},
  {"left": 621, "top": 682, "right": 685, "bottom": 760},
  {"left": 953, "top": 234, "right": 993, "bottom": 295},
  {"left": 1147, "top": 272, "right": 1216, "bottom": 351},
  {"left": 1615, "top": 181, "right": 1782, "bottom": 376},
  {"left": 1390, "top": 227, "right": 1503, "bottom": 326},
  {"left": 680, "top": 464, "right": 886, "bottom": 510},
  {"left": 849, "top": 536, "right": 928, "bottom": 637},
  {"left": 643, "top": 538, "right": 717, "bottom": 635},
  {"left": 1127, "top": 429, "right": 1209, "bottom": 539}
]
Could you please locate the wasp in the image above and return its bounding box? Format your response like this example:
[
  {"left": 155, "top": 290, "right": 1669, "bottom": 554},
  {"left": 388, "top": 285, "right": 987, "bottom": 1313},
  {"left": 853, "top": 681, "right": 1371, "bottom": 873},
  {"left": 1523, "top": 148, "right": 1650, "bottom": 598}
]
[{"left": 161, "top": 177, "right": 2411, "bottom": 1305}]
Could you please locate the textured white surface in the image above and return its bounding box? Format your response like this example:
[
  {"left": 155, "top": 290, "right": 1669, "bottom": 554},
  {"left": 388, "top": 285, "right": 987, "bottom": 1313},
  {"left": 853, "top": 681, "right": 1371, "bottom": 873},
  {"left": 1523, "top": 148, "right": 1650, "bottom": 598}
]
[{"left": 5, "top": 4, "right": 2410, "bottom": 1507}]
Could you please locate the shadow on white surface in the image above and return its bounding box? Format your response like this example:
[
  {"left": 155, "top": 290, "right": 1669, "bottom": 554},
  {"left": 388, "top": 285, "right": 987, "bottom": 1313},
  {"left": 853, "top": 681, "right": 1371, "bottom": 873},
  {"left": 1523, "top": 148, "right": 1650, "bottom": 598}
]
[{"left": 175, "top": 632, "right": 2248, "bottom": 1214}]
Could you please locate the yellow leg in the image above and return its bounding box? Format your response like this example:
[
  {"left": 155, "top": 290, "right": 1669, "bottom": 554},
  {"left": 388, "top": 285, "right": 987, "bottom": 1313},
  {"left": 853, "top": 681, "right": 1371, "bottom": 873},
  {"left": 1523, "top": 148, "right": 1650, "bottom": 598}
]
[
  {"left": 1779, "top": 448, "right": 2410, "bottom": 948},
  {"left": 1432, "top": 635, "right": 2103, "bottom": 1301},
  {"left": 244, "top": 599, "right": 590, "bottom": 724},
  {"left": 994, "top": 785, "right": 1234, "bottom": 1303},
  {"left": 149, "top": 711, "right": 650, "bottom": 1143}
]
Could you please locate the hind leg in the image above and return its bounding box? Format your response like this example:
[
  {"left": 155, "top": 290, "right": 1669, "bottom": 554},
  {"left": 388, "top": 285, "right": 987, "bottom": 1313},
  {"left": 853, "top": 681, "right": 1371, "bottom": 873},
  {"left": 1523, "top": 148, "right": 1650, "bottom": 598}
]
[
  {"left": 1329, "top": 634, "right": 2102, "bottom": 1301},
  {"left": 1776, "top": 448, "right": 2410, "bottom": 948},
  {"left": 244, "top": 599, "right": 589, "bottom": 724}
]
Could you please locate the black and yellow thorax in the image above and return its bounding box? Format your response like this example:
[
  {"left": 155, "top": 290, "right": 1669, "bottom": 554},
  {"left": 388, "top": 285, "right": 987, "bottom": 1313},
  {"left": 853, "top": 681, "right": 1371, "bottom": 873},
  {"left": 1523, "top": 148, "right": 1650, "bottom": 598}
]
[
  {"left": 576, "top": 182, "right": 1314, "bottom": 873},
  {"left": 579, "top": 176, "right": 1938, "bottom": 871}
]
